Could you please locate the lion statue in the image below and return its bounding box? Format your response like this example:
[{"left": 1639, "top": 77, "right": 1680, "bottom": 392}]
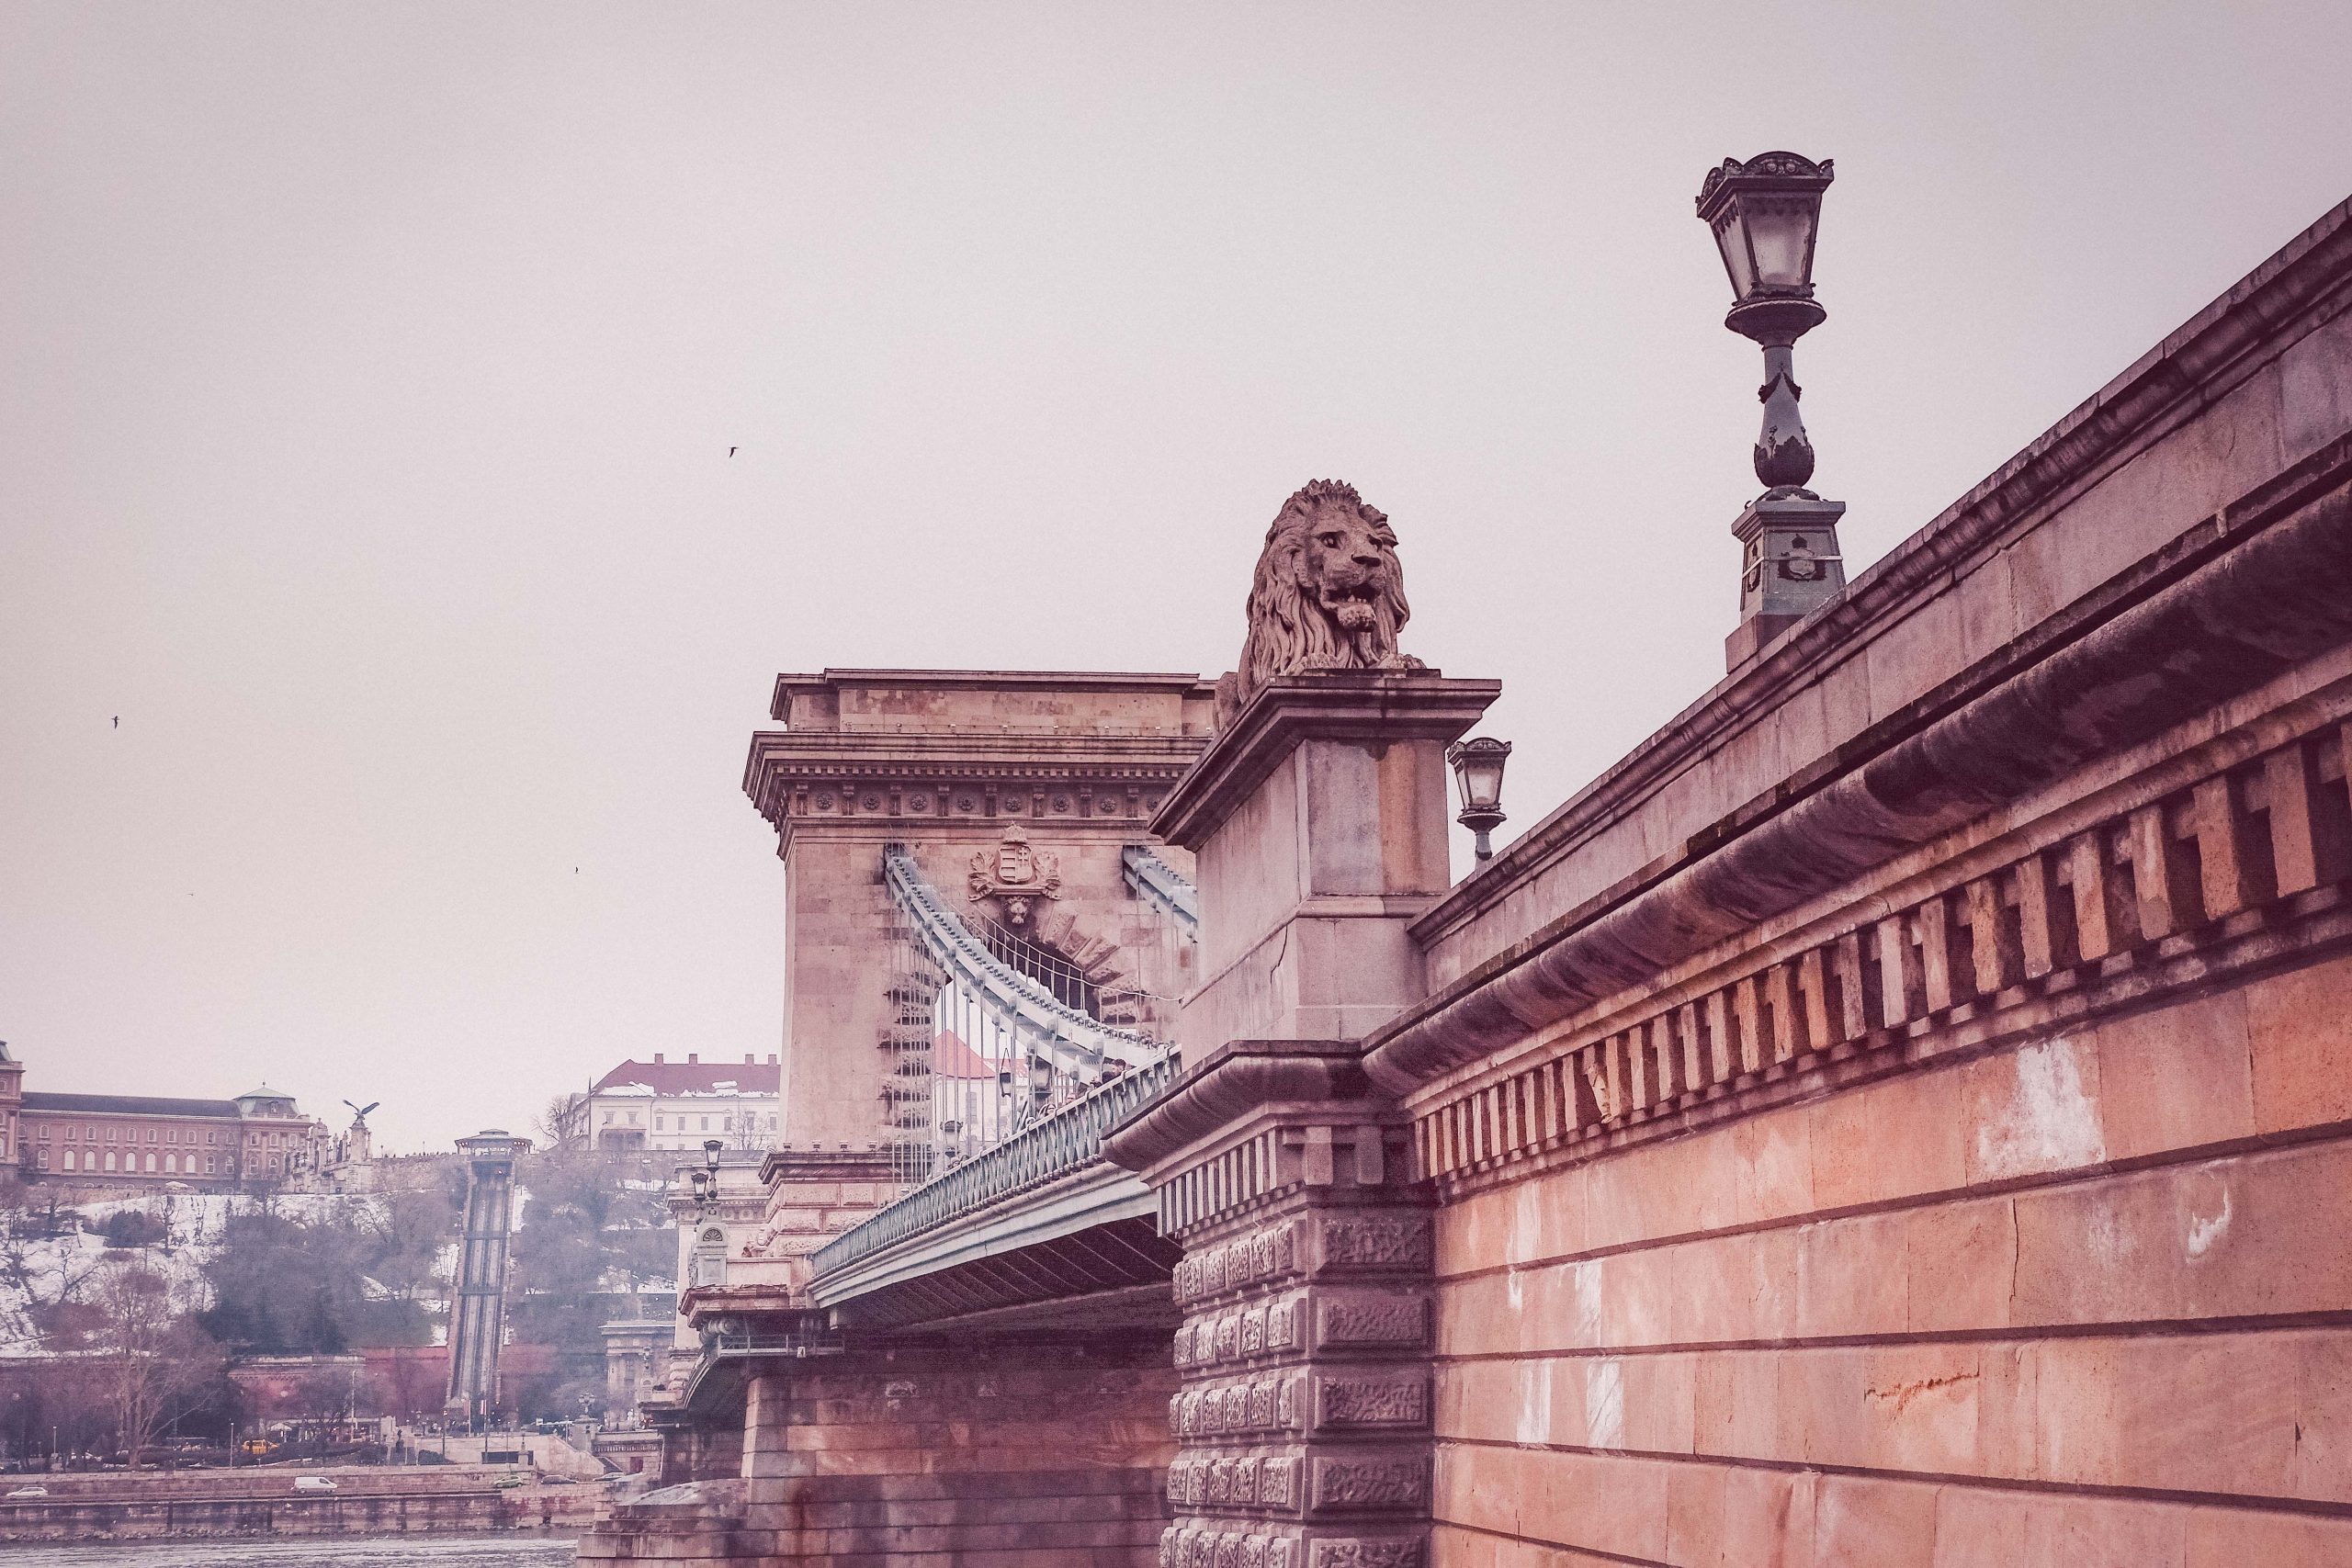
[{"left": 1216, "top": 479, "right": 1425, "bottom": 725}]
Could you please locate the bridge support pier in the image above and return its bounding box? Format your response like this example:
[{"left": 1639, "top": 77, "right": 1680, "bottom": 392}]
[
  {"left": 590, "top": 1332, "right": 1176, "bottom": 1565},
  {"left": 1109, "top": 1038, "right": 1434, "bottom": 1568}
]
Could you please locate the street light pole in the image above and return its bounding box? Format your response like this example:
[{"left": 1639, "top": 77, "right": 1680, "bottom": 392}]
[{"left": 1697, "top": 152, "right": 1850, "bottom": 670}]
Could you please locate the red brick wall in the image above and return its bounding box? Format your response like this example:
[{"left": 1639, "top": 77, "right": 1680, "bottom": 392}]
[{"left": 1429, "top": 952, "right": 2352, "bottom": 1566}]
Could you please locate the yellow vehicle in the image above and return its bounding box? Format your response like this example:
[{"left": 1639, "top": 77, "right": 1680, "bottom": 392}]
[{"left": 238, "top": 1437, "right": 280, "bottom": 1458}]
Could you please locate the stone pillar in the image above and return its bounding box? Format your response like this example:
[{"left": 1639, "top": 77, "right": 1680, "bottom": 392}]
[
  {"left": 1108, "top": 1041, "right": 1431, "bottom": 1568},
  {"left": 1108, "top": 670, "right": 1495, "bottom": 1568},
  {"left": 1153, "top": 673, "right": 1498, "bottom": 1055}
]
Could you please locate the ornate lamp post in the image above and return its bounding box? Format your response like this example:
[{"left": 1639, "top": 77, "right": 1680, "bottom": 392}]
[
  {"left": 1697, "top": 152, "right": 1849, "bottom": 668},
  {"left": 1446, "top": 737, "right": 1512, "bottom": 863},
  {"left": 693, "top": 1139, "right": 723, "bottom": 1211}
]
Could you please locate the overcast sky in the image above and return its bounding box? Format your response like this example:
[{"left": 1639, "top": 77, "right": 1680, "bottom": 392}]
[{"left": 4, "top": 2, "right": 2347, "bottom": 1156}]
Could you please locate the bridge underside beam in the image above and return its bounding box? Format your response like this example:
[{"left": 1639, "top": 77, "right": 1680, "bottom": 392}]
[{"left": 829, "top": 1213, "right": 1181, "bottom": 1333}]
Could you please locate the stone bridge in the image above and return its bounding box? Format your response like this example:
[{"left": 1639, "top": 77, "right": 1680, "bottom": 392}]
[{"left": 584, "top": 197, "right": 2352, "bottom": 1565}]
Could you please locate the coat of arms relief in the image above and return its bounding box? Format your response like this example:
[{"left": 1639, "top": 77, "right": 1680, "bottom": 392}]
[{"left": 967, "top": 825, "right": 1061, "bottom": 925}]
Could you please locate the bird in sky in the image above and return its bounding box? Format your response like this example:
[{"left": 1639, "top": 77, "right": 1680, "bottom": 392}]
[
  {"left": 728, "top": 446, "right": 738, "bottom": 457},
  {"left": 111, "top": 716, "right": 119, "bottom": 728}
]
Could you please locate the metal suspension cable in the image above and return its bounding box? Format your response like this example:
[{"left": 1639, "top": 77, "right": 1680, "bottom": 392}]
[{"left": 879, "top": 846, "right": 1164, "bottom": 1081}]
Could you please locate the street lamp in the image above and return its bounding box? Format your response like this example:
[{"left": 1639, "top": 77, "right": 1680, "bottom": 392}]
[
  {"left": 1697, "top": 151, "right": 1832, "bottom": 491},
  {"left": 1446, "top": 738, "right": 1512, "bottom": 863},
  {"left": 1697, "top": 152, "right": 1849, "bottom": 668}
]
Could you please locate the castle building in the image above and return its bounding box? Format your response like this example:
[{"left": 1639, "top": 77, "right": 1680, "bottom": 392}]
[
  {"left": 0, "top": 1044, "right": 330, "bottom": 1186},
  {"left": 583, "top": 1053, "right": 782, "bottom": 1152}
]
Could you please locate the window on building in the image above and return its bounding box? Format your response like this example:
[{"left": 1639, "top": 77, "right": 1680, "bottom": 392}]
[
  {"left": 268, "top": 1156, "right": 280, "bottom": 1172},
  {"left": 144, "top": 1152, "right": 156, "bottom": 1172},
  {"left": 58, "top": 1150, "right": 73, "bottom": 1172},
  {"left": 146, "top": 1128, "right": 157, "bottom": 1143},
  {"left": 37, "top": 1126, "right": 48, "bottom": 1141},
  {"left": 84, "top": 1125, "right": 94, "bottom": 1139},
  {"left": 36, "top": 1150, "right": 49, "bottom": 1171},
  {"left": 105, "top": 1128, "right": 117, "bottom": 1143},
  {"left": 102, "top": 1152, "right": 116, "bottom": 1172},
  {"left": 205, "top": 1156, "right": 216, "bottom": 1174}
]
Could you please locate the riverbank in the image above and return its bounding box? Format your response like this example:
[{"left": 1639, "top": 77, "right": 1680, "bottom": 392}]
[
  {"left": 0, "top": 1534, "right": 578, "bottom": 1565},
  {"left": 0, "top": 1465, "right": 605, "bottom": 1543}
]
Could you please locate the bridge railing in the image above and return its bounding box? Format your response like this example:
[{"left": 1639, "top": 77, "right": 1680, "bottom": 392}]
[{"left": 810, "top": 1051, "right": 1182, "bottom": 1281}]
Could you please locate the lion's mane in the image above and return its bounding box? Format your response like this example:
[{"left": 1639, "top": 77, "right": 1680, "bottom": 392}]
[{"left": 1216, "top": 479, "right": 1423, "bottom": 726}]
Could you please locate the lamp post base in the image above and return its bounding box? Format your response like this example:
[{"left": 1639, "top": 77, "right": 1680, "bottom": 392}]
[{"left": 1727, "top": 491, "right": 1848, "bottom": 671}]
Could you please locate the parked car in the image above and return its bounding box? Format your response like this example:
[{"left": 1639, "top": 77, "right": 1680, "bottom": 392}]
[
  {"left": 5, "top": 1486, "right": 49, "bottom": 1499},
  {"left": 538, "top": 1474, "right": 578, "bottom": 1485},
  {"left": 492, "top": 1472, "right": 528, "bottom": 1490},
  {"left": 292, "top": 1476, "right": 338, "bottom": 1494}
]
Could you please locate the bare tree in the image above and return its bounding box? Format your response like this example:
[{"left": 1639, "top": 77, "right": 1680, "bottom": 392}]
[
  {"left": 537, "top": 1091, "right": 589, "bottom": 1155},
  {"left": 92, "top": 1263, "right": 222, "bottom": 1464}
]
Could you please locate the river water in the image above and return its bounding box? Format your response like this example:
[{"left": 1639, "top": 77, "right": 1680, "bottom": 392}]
[{"left": 0, "top": 1539, "right": 576, "bottom": 1567}]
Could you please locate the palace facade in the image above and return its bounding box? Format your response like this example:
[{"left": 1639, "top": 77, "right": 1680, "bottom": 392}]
[{"left": 0, "top": 1042, "right": 332, "bottom": 1187}]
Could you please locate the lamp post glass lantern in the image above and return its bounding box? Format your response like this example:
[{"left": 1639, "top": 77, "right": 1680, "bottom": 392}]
[
  {"left": 1696, "top": 152, "right": 1833, "bottom": 492},
  {"left": 702, "top": 1138, "right": 723, "bottom": 1173},
  {"left": 1447, "top": 737, "right": 1511, "bottom": 863}
]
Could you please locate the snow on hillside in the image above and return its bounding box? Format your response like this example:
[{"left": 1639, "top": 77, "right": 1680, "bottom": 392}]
[{"left": 0, "top": 1190, "right": 398, "bottom": 1356}]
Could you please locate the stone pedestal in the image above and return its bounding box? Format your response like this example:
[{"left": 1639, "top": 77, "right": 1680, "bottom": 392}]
[
  {"left": 1106, "top": 1040, "right": 1432, "bottom": 1568},
  {"left": 1724, "top": 490, "right": 1847, "bottom": 669},
  {"left": 1151, "top": 673, "right": 1498, "bottom": 1055}
]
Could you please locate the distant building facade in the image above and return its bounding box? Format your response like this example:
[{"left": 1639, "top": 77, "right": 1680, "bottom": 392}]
[
  {"left": 584, "top": 1053, "right": 781, "bottom": 1152},
  {"left": 0, "top": 1043, "right": 330, "bottom": 1187}
]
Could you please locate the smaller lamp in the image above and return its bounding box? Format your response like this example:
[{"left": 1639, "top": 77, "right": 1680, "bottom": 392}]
[
  {"left": 1446, "top": 737, "right": 1512, "bottom": 863},
  {"left": 688, "top": 1168, "right": 711, "bottom": 1204},
  {"left": 702, "top": 1138, "right": 723, "bottom": 1174}
]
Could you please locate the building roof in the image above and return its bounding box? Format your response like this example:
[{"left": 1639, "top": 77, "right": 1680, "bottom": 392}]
[
  {"left": 933, "top": 1030, "right": 1003, "bottom": 1082},
  {"left": 22, "top": 1091, "right": 243, "bottom": 1119},
  {"left": 591, "top": 1055, "right": 782, "bottom": 1096}
]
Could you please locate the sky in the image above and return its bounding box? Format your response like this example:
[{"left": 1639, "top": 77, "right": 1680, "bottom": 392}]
[{"left": 3, "top": 3, "right": 2348, "bottom": 1156}]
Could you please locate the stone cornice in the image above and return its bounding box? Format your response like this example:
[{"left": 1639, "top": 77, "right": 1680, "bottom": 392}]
[
  {"left": 1102, "top": 1039, "right": 1376, "bottom": 1178},
  {"left": 771, "top": 666, "right": 1217, "bottom": 722},
  {"left": 1413, "top": 195, "right": 2352, "bottom": 949},
  {"left": 743, "top": 731, "right": 1209, "bottom": 832},
  {"left": 759, "top": 1145, "right": 896, "bottom": 1187},
  {"left": 1148, "top": 673, "right": 1501, "bottom": 852},
  {"left": 1365, "top": 454, "right": 2352, "bottom": 1094}
]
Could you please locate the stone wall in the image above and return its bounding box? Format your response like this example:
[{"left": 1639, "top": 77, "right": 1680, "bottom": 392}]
[
  {"left": 589, "top": 1337, "right": 1175, "bottom": 1564},
  {"left": 1365, "top": 202, "right": 2352, "bottom": 1567}
]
